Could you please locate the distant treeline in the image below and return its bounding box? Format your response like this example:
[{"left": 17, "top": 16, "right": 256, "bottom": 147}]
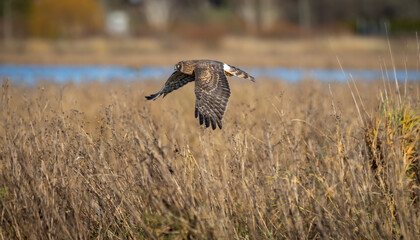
[{"left": 1, "top": 0, "right": 419, "bottom": 38}]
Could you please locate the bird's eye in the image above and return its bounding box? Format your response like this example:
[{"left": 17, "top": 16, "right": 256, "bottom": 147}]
[{"left": 176, "top": 64, "right": 181, "bottom": 70}]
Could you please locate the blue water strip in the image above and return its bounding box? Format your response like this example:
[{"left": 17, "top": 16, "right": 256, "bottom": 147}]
[{"left": 0, "top": 64, "right": 419, "bottom": 84}]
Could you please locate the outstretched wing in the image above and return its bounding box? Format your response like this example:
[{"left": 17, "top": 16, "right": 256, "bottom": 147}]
[
  {"left": 194, "top": 65, "right": 231, "bottom": 130},
  {"left": 145, "top": 71, "right": 195, "bottom": 100}
]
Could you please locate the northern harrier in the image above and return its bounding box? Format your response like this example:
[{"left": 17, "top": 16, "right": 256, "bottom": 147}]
[{"left": 145, "top": 59, "right": 255, "bottom": 130}]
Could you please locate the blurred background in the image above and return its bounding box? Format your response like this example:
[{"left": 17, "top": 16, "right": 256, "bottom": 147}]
[{"left": 0, "top": 0, "right": 419, "bottom": 82}]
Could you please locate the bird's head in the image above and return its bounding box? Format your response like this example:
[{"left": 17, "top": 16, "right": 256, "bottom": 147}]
[{"left": 174, "top": 61, "right": 194, "bottom": 75}]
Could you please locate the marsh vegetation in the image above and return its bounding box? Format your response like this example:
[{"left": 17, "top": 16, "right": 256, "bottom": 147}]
[{"left": 0, "top": 77, "right": 419, "bottom": 239}]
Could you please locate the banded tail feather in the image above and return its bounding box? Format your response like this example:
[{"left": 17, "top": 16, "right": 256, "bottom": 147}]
[{"left": 223, "top": 63, "right": 255, "bottom": 82}]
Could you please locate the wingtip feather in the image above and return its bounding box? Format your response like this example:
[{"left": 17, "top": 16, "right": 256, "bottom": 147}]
[
  {"left": 205, "top": 117, "right": 210, "bottom": 128},
  {"left": 210, "top": 118, "right": 217, "bottom": 130},
  {"left": 145, "top": 92, "right": 160, "bottom": 100}
]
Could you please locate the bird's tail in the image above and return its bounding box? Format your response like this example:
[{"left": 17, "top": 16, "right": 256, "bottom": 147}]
[{"left": 223, "top": 63, "right": 255, "bottom": 82}]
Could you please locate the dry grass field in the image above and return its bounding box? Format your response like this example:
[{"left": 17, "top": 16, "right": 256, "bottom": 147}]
[{"left": 1, "top": 75, "right": 419, "bottom": 239}]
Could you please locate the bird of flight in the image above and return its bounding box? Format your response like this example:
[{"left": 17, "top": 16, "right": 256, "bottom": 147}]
[{"left": 146, "top": 60, "right": 255, "bottom": 130}]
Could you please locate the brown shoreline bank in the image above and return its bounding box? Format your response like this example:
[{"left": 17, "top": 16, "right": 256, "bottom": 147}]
[{"left": 1, "top": 36, "right": 418, "bottom": 69}]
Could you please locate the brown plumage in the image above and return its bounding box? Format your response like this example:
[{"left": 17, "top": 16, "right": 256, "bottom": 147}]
[{"left": 146, "top": 59, "right": 255, "bottom": 130}]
